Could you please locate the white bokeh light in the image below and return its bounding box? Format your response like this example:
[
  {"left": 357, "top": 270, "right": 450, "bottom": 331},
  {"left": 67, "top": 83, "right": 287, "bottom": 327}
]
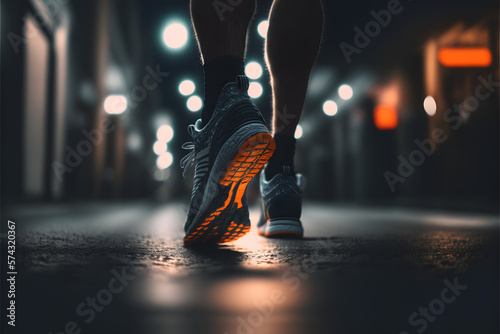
[
  {"left": 257, "top": 20, "right": 269, "bottom": 38},
  {"left": 323, "top": 100, "right": 338, "bottom": 116},
  {"left": 338, "top": 84, "right": 353, "bottom": 100},
  {"left": 179, "top": 80, "right": 195, "bottom": 96},
  {"left": 154, "top": 168, "right": 171, "bottom": 181},
  {"left": 127, "top": 133, "right": 142, "bottom": 151},
  {"left": 245, "top": 62, "right": 263, "bottom": 80},
  {"left": 423, "top": 96, "right": 437, "bottom": 116},
  {"left": 157, "top": 125, "right": 174, "bottom": 142},
  {"left": 104, "top": 95, "right": 127, "bottom": 114},
  {"left": 187, "top": 95, "right": 203, "bottom": 112},
  {"left": 163, "top": 23, "right": 188, "bottom": 49},
  {"left": 294, "top": 125, "right": 303, "bottom": 139},
  {"left": 157, "top": 152, "right": 173, "bottom": 170},
  {"left": 248, "top": 82, "right": 263, "bottom": 98},
  {"left": 153, "top": 141, "right": 167, "bottom": 155}
]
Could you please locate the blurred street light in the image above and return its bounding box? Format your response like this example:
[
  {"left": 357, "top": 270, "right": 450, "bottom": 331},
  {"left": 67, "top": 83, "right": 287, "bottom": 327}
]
[
  {"left": 323, "top": 100, "right": 338, "bottom": 116},
  {"left": 179, "top": 80, "right": 195, "bottom": 96},
  {"left": 163, "top": 22, "right": 188, "bottom": 49},
  {"left": 423, "top": 96, "right": 437, "bottom": 116},
  {"left": 187, "top": 95, "right": 203, "bottom": 112},
  {"left": 157, "top": 152, "right": 173, "bottom": 169},
  {"left": 248, "top": 82, "right": 263, "bottom": 98},
  {"left": 374, "top": 105, "right": 398, "bottom": 130},
  {"left": 257, "top": 20, "right": 269, "bottom": 38},
  {"left": 153, "top": 141, "right": 167, "bottom": 155},
  {"left": 338, "top": 84, "right": 353, "bottom": 100},
  {"left": 294, "top": 125, "right": 303, "bottom": 139},
  {"left": 157, "top": 125, "right": 174, "bottom": 142},
  {"left": 245, "top": 62, "right": 263, "bottom": 80},
  {"left": 104, "top": 95, "right": 127, "bottom": 114}
]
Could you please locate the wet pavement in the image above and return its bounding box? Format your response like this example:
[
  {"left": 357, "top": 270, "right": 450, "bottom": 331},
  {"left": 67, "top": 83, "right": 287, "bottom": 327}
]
[{"left": 4, "top": 202, "right": 499, "bottom": 334}]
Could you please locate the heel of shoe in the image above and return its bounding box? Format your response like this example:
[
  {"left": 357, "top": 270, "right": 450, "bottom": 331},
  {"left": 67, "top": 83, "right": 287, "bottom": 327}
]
[
  {"left": 213, "top": 123, "right": 275, "bottom": 184},
  {"left": 221, "top": 132, "right": 275, "bottom": 186},
  {"left": 265, "top": 218, "right": 304, "bottom": 238}
]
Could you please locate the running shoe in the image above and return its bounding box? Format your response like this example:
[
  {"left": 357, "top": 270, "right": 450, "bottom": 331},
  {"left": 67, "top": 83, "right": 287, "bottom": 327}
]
[
  {"left": 182, "top": 75, "right": 275, "bottom": 245},
  {"left": 258, "top": 168, "right": 304, "bottom": 238}
]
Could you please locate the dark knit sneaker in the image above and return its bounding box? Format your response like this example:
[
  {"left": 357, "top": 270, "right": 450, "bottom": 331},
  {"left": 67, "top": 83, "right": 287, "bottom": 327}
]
[
  {"left": 258, "top": 168, "right": 304, "bottom": 238},
  {"left": 181, "top": 75, "right": 275, "bottom": 245}
]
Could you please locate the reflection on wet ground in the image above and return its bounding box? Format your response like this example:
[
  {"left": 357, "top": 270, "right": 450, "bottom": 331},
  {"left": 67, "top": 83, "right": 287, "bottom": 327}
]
[{"left": 9, "top": 202, "right": 499, "bottom": 334}]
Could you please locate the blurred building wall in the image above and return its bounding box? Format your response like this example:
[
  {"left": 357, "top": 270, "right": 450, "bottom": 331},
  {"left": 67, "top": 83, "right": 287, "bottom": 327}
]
[{"left": 23, "top": 16, "right": 49, "bottom": 197}]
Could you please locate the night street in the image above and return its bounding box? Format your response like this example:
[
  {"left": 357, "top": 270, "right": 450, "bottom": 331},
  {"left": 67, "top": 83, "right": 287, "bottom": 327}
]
[
  {"left": 7, "top": 202, "right": 499, "bottom": 334},
  {"left": 2, "top": 1, "right": 499, "bottom": 333}
]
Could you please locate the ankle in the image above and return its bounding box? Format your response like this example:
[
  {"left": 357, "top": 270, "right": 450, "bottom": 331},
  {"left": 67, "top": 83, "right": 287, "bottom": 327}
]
[
  {"left": 265, "top": 134, "right": 296, "bottom": 179},
  {"left": 202, "top": 56, "right": 244, "bottom": 126}
]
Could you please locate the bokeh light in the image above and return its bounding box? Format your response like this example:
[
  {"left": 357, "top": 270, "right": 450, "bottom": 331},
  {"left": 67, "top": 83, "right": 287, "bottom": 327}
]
[
  {"left": 423, "top": 96, "right": 437, "bottom": 116},
  {"left": 245, "top": 62, "right": 263, "bottom": 80},
  {"left": 153, "top": 141, "right": 167, "bottom": 155},
  {"left": 248, "top": 82, "right": 263, "bottom": 98},
  {"left": 104, "top": 95, "right": 127, "bottom": 114},
  {"left": 156, "top": 152, "right": 173, "bottom": 170},
  {"left": 127, "top": 133, "right": 142, "bottom": 151},
  {"left": 294, "top": 125, "right": 303, "bottom": 139},
  {"left": 157, "top": 125, "right": 174, "bottom": 142},
  {"left": 374, "top": 105, "right": 398, "bottom": 130},
  {"left": 187, "top": 95, "right": 203, "bottom": 112},
  {"left": 153, "top": 168, "right": 171, "bottom": 181},
  {"left": 162, "top": 23, "right": 188, "bottom": 49},
  {"left": 179, "top": 80, "right": 195, "bottom": 96},
  {"left": 323, "top": 100, "right": 338, "bottom": 116},
  {"left": 257, "top": 20, "right": 269, "bottom": 38},
  {"left": 338, "top": 84, "right": 353, "bottom": 100},
  {"left": 438, "top": 47, "right": 492, "bottom": 67}
]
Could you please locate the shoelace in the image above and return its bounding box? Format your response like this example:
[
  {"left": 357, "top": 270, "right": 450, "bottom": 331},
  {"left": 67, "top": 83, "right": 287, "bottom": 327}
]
[{"left": 180, "top": 124, "right": 197, "bottom": 177}]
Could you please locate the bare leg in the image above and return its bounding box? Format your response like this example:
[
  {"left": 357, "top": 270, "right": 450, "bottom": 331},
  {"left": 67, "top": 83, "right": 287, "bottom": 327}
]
[
  {"left": 190, "top": 0, "right": 256, "bottom": 125},
  {"left": 266, "top": 0, "right": 323, "bottom": 137},
  {"left": 257, "top": 0, "right": 323, "bottom": 239},
  {"left": 264, "top": 0, "right": 323, "bottom": 178}
]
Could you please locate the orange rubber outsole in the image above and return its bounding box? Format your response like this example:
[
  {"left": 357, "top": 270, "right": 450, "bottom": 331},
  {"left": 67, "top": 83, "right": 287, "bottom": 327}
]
[{"left": 184, "top": 133, "right": 275, "bottom": 245}]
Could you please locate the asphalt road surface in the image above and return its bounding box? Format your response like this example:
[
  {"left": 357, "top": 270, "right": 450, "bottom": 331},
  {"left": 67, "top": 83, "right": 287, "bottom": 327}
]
[{"left": 3, "top": 202, "right": 499, "bottom": 334}]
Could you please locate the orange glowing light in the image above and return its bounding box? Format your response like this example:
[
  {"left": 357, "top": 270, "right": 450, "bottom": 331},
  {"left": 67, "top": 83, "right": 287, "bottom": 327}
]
[
  {"left": 438, "top": 47, "right": 492, "bottom": 67},
  {"left": 374, "top": 105, "right": 398, "bottom": 130}
]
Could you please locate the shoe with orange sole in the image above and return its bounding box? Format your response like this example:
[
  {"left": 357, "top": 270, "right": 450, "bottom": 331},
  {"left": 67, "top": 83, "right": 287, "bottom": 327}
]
[{"left": 181, "top": 75, "right": 275, "bottom": 245}]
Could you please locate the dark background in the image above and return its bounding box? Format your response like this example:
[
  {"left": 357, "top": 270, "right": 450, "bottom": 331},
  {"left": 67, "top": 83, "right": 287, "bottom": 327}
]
[
  {"left": 1, "top": 1, "right": 499, "bottom": 334},
  {"left": 1, "top": 0, "right": 498, "bottom": 211}
]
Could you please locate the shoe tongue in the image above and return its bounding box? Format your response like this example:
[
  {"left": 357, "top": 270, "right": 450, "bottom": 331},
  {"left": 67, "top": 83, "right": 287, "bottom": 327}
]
[
  {"left": 282, "top": 165, "right": 299, "bottom": 183},
  {"left": 282, "top": 165, "right": 293, "bottom": 175},
  {"left": 236, "top": 75, "right": 249, "bottom": 92}
]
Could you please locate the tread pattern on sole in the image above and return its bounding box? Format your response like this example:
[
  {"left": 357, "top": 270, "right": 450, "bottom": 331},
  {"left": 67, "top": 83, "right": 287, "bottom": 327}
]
[{"left": 184, "top": 133, "right": 275, "bottom": 245}]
